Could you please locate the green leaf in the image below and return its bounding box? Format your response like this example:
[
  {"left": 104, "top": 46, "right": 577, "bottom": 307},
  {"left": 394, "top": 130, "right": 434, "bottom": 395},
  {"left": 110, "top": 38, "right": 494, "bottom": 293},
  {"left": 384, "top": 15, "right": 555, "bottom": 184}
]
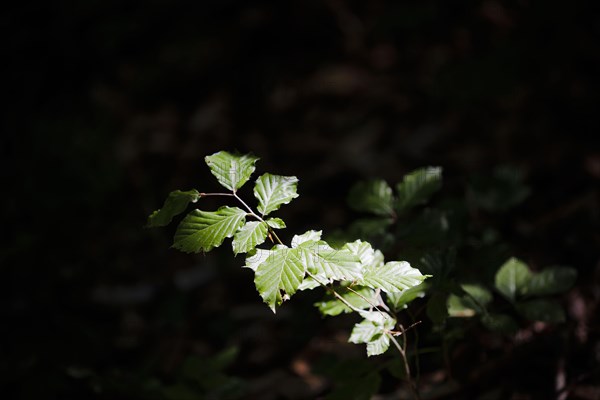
[
  {"left": 343, "top": 240, "right": 384, "bottom": 269},
  {"left": 173, "top": 206, "right": 246, "bottom": 253},
  {"left": 448, "top": 284, "right": 493, "bottom": 317},
  {"left": 348, "top": 180, "right": 394, "bottom": 216},
  {"left": 395, "top": 167, "right": 442, "bottom": 211},
  {"left": 265, "top": 217, "right": 286, "bottom": 229},
  {"left": 494, "top": 257, "right": 532, "bottom": 300},
  {"left": 481, "top": 313, "right": 518, "bottom": 335},
  {"left": 146, "top": 190, "right": 200, "bottom": 227},
  {"left": 386, "top": 283, "right": 427, "bottom": 311},
  {"left": 244, "top": 247, "right": 281, "bottom": 271},
  {"left": 525, "top": 266, "right": 577, "bottom": 296},
  {"left": 298, "top": 242, "right": 363, "bottom": 282},
  {"left": 253, "top": 246, "right": 306, "bottom": 312},
  {"left": 232, "top": 221, "right": 269, "bottom": 255},
  {"left": 361, "top": 261, "right": 427, "bottom": 294},
  {"left": 205, "top": 151, "right": 259, "bottom": 192},
  {"left": 426, "top": 292, "right": 449, "bottom": 325},
  {"left": 349, "top": 311, "right": 396, "bottom": 356},
  {"left": 291, "top": 230, "right": 322, "bottom": 248},
  {"left": 254, "top": 173, "right": 299, "bottom": 216},
  {"left": 315, "top": 286, "right": 377, "bottom": 316},
  {"left": 516, "top": 299, "right": 565, "bottom": 323}
]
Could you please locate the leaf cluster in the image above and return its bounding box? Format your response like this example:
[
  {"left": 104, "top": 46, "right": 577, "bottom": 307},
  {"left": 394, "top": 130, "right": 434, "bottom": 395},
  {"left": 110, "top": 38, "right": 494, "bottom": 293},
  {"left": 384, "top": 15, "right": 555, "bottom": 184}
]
[{"left": 147, "top": 151, "right": 429, "bottom": 356}]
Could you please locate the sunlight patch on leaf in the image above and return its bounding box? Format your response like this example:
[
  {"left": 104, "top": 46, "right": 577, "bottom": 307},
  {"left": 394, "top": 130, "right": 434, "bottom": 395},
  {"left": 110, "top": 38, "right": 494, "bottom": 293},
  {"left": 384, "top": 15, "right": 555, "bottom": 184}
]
[
  {"left": 361, "top": 261, "right": 427, "bottom": 294},
  {"left": 232, "top": 221, "right": 269, "bottom": 255},
  {"left": 254, "top": 173, "right": 299, "bottom": 216},
  {"left": 173, "top": 206, "right": 246, "bottom": 253},
  {"left": 146, "top": 189, "right": 200, "bottom": 227},
  {"left": 253, "top": 246, "right": 306, "bottom": 312},
  {"left": 205, "top": 151, "right": 259, "bottom": 192}
]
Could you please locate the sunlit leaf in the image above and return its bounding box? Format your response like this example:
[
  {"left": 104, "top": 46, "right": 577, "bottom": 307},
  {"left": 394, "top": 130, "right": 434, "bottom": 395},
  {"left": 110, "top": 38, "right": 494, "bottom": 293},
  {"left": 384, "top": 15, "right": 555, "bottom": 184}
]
[
  {"left": 386, "top": 283, "right": 427, "bottom": 311},
  {"left": 173, "top": 206, "right": 246, "bottom": 253},
  {"left": 343, "top": 240, "right": 384, "bottom": 268},
  {"left": 516, "top": 299, "right": 565, "bottom": 323},
  {"left": 349, "top": 311, "right": 396, "bottom": 357},
  {"left": 298, "top": 242, "right": 363, "bottom": 282},
  {"left": 254, "top": 173, "right": 299, "bottom": 216},
  {"left": 348, "top": 180, "right": 395, "bottom": 216},
  {"left": 494, "top": 257, "right": 531, "bottom": 301},
  {"left": 265, "top": 217, "right": 286, "bottom": 229},
  {"left": 253, "top": 245, "right": 306, "bottom": 312},
  {"left": 232, "top": 221, "right": 269, "bottom": 255},
  {"left": 291, "top": 230, "right": 322, "bottom": 248},
  {"left": 395, "top": 167, "right": 442, "bottom": 211},
  {"left": 361, "top": 261, "right": 427, "bottom": 294},
  {"left": 205, "top": 151, "right": 259, "bottom": 192},
  {"left": 316, "top": 286, "right": 377, "bottom": 316},
  {"left": 146, "top": 189, "right": 200, "bottom": 227},
  {"left": 524, "top": 266, "right": 577, "bottom": 296}
]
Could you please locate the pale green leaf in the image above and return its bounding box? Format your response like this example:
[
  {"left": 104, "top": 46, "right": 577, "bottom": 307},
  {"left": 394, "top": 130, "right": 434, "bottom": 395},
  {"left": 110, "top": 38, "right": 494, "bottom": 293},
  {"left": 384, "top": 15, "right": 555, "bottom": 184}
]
[
  {"left": 298, "top": 276, "right": 322, "bottom": 291},
  {"left": 205, "top": 151, "right": 259, "bottom": 192},
  {"left": 396, "top": 167, "right": 442, "bottom": 211},
  {"left": 361, "top": 261, "right": 427, "bottom": 294},
  {"left": 349, "top": 311, "right": 396, "bottom": 357},
  {"left": 244, "top": 247, "right": 282, "bottom": 271},
  {"left": 253, "top": 246, "right": 306, "bottom": 312},
  {"left": 232, "top": 221, "right": 269, "bottom": 255},
  {"left": 495, "top": 257, "right": 532, "bottom": 300},
  {"left": 146, "top": 190, "right": 200, "bottom": 227},
  {"left": 265, "top": 217, "right": 286, "bottom": 229},
  {"left": 386, "top": 283, "right": 427, "bottom": 311},
  {"left": 254, "top": 173, "right": 299, "bottom": 216},
  {"left": 343, "top": 240, "right": 384, "bottom": 269},
  {"left": 516, "top": 299, "right": 565, "bottom": 323},
  {"left": 315, "top": 286, "right": 376, "bottom": 316},
  {"left": 173, "top": 207, "right": 246, "bottom": 253},
  {"left": 348, "top": 180, "right": 394, "bottom": 216},
  {"left": 291, "top": 230, "right": 322, "bottom": 248},
  {"left": 524, "top": 266, "right": 577, "bottom": 296},
  {"left": 298, "top": 242, "right": 363, "bottom": 282}
]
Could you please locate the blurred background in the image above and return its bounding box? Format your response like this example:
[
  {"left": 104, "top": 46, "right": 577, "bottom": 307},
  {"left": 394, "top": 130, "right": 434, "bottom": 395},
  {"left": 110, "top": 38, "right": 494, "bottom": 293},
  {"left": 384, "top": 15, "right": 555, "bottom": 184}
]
[{"left": 3, "top": 1, "right": 599, "bottom": 399}]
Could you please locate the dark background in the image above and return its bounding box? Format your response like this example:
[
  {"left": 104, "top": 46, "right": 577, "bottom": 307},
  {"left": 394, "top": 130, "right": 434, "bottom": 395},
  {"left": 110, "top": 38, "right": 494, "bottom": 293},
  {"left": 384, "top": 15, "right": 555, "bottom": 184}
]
[{"left": 3, "top": 1, "right": 599, "bottom": 399}]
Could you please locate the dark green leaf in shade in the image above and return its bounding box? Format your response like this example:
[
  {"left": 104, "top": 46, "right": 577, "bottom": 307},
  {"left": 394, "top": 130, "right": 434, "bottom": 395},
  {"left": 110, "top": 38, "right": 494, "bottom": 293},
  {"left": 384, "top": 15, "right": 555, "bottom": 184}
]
[
  {"left": 524, "top": 266, "right": 577, "bottom": 296},
  {"left": 447, "top": 284, "right": 492, "bottom": 317},
  {"left": 481, "top": 313, "right": 519, "bottom": 335},
  {"left": 172, "top": 206, "right": 246, "bottom": 253},
  {"left": 494, "top": 257, "right": 532, "bottom": 301},
  {"left": 348, "top": 179, "right": 395, "bottom": 216},
  {"left": 146, "top": 189, "right": 200, "bottom": 227},
  {"left": 426, "top": 292, "right": 449, "bottom": 325},
  {"left": 516, "top": 299, "right": 565, "bottom": 323},
  {"left": 395, "top": 167, "right": 442, "bottom": 211}
]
